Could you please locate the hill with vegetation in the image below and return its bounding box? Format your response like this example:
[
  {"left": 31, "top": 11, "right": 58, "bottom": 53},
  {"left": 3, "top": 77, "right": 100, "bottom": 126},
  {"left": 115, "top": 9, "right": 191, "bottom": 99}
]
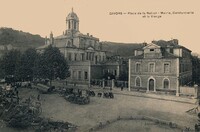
[
  {"left": 101, "top": 41, "right": 145, "bottom": 57},
  {"left": 0, "top": 27, "right": 44, "bottom": 51},
  {"left": 0, "top": 27, "right": 146, "bottom": 57}
]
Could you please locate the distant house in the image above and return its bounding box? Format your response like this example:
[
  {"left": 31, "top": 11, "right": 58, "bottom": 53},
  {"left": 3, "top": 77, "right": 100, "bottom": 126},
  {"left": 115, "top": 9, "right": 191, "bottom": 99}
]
[
  {"left": 128, "top": 39, "right": 192, "bottom": 96},
  {"left": 0, "top": 44, "right": 14, "bottom": 58}
]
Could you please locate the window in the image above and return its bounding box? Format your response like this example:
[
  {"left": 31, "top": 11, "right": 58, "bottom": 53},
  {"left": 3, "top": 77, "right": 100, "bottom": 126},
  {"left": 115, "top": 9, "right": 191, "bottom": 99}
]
[
  {"left": 135, "top": 77, "right": 141, "bottom": 87},
  {"left": 148, "top": 63, "right": 155, "bottom": 72},
  {"left": 78, "top": 71, "right": 81, "bottom": 80},
  {"left": 68, "top": 53, "right": 72, "bottom": 61},
  {"left": 67, "top": 41, "right": 71, "bottom": 47},
  {"left": 68, "top": 21, "right": 71, "bottom": 29},
  {"left": 136, "top": 63, "right": 141, "bottom": 72},
  {"left": 86, "top": 52, "right": 89, "bottom": 60},
  {"left": 150, "top": 49, "right": 154, "bottom": 51},
  {"left": 164, "top": 63, "right": 170, "bottom": 73},
  {"left": 72, "top": 71, "right": 76, "bottom": 79},
  {"left": 74, "top": 53, "right": 77, "bottom": 61},
  {"left": 91, "top": 53, "right": 94, "bottom": 61},
  {"left": 84, "top": 71, "right": 88, "bottom": 80},
  {"left": 74, "top": 22, "right": 76, "bottom": 29},
  {"left": 163, "top": 79, "right": 169, "bottom": 89},
  {"left": 114, "top": 70, "right": 117, "bottom": 76},
  {"left": 170, "top": 48, "right": 173, "bottom": 53},
  {"left": 103, "top": 69, "right": 105, "bottom": 75},
  {"left": 81, "top": 53, "right": 85, "bottom": 61}
]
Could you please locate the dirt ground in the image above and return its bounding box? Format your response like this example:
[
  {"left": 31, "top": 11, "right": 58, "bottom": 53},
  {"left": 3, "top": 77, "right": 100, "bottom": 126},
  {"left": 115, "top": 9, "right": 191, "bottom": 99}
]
[
  {"left": 1, "top": 86, "right": 198, "bottom": 132},
  {"left": 96, "top": 120, "right": 181, "bottom": 132}
]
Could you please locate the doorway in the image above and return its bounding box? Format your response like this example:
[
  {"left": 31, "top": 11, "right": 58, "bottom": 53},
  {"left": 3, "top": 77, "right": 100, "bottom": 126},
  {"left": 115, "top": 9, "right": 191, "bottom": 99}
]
[{"left": 149, "top": 79, "right": 154, "bottom": 91}]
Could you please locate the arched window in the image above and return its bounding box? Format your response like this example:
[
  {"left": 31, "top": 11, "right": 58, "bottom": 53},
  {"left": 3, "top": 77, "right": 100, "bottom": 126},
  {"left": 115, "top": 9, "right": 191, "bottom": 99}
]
[
  {"left": 74, "top": 22, "right": 76, "bottom": 29},
  {"left": 135, "top": 77, "right": 141, "bottom": 87},
  {"left": 68, "top": 21, "right": 71, "bottom": 29},
  {"left": 163, "top": 79, "right": 169, "bottom": 89}
]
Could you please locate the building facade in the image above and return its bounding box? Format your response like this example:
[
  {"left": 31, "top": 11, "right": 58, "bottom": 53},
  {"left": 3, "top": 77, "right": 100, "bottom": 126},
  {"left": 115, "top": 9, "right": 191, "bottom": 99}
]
[
  {"left": 128, "top": 39, "right": 192, "bottom": 96},
  {"left": 37, "top": 9, "right": 125, "bottom": 85}
]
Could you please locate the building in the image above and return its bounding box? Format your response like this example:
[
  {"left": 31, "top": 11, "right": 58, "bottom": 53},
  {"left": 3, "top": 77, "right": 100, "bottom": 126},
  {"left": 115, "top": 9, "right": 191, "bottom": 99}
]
[
  {"left": 0, "top": 44, "right": 14, "bottom": 58},
  {"left": 128, "top": 39, "right": 192, "bottom": 96},
  {"left": 37, "top": 9, "right": 122, "bottom": 86}
]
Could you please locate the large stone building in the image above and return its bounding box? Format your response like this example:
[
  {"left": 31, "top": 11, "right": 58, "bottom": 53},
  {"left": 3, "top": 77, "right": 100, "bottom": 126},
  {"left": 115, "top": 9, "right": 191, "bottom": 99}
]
[
  {"left": 128, "top": 39, "right": 192, "bottom": 96},
  {"left": 37, "top": 9, "right": 126, "bottom": 85}
]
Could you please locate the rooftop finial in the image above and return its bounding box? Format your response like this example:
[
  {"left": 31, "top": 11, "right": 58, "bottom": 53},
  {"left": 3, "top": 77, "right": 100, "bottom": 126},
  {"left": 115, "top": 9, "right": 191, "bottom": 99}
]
[{"left": 72, "top": 7, "right": 73, "bottom": 12}]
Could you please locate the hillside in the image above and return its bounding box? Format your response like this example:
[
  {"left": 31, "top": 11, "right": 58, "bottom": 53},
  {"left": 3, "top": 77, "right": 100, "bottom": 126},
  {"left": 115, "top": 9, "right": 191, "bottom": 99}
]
[
  {"left": 0, "top": 27, "right": 44, "bottom": 51},
  {"left": 0, "top": 27, "right": 146, "bottom": 57},
  {"left": 101, "top": 41, "right": 145, "bottom": 57}
]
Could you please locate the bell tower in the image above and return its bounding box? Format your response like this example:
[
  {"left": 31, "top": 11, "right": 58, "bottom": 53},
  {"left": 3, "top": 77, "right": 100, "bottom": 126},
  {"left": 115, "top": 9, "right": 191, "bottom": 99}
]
[{"left": 66, "top": 8, "right": 79, "bottom": 35}]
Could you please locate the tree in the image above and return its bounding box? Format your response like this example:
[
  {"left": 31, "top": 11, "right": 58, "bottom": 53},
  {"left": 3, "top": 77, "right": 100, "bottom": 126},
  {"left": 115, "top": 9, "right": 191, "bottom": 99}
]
[
  {"left": 192, "top": 55, "right": 200, "bottom": 85},
  {"left": 16, "top": 48, "right": 38, "bottom": 81},
  {"left": 118, "top": 72, "right": 128, "bottom": 81},
  {"left": 102, "top": 72, "right": 115, "bottom": 80},
  {"left": 1, "top": 49, "right": 21, "bottom": 78},
  {"left": 36, "top": 45, "right": 70, "bottom": 85}
]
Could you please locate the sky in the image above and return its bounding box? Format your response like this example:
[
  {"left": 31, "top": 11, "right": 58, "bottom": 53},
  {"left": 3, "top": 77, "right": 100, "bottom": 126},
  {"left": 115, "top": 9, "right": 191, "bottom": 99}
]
[{"left": 0, "top": 0, "right": 200, "bottom": 54}]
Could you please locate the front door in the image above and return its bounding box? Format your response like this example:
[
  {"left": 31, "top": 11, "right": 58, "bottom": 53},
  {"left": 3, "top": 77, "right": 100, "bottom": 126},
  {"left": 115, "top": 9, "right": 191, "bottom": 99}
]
[{"left": 149, "top": 79, "right": 154, "bottom": 91}]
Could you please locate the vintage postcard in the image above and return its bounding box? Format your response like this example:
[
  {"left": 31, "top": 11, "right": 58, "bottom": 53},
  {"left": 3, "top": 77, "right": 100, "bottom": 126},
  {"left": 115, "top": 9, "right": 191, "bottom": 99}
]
[{"left": 0, "top": 0, "right": 200, "bottom": 131}]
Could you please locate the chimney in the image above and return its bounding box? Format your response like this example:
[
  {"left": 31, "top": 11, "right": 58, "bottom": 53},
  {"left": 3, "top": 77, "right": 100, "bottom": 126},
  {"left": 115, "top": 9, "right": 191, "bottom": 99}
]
[
  {"left": 87, "top": 33, "right": 89, "bottom": 36},
  {"left": 171, "top": 39, "right": 178, "bottom": 45},
  {"left": 142, "top": 42, "right": 147, "bottom": 47}
]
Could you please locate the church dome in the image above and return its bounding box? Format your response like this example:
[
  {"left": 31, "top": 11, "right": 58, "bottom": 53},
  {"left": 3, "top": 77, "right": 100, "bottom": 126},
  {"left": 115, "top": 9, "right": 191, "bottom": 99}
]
[{"left": 66, "top": 9, "right": 79, "bottom": 21}]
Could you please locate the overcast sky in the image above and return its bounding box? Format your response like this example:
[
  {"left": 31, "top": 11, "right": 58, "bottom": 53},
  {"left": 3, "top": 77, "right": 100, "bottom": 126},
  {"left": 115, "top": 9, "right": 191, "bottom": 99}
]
[{"left": 0, "top": 0, "right": 200, "bottom": 54}]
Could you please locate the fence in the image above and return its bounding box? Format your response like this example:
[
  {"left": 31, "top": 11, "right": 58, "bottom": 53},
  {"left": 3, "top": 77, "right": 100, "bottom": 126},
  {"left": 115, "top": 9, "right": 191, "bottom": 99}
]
[
  {"left": 180, "top": 86, "right": 198, "bottom": 97},
  {"left": 91, "top": 79, "right": 128, "bottom": 88}
]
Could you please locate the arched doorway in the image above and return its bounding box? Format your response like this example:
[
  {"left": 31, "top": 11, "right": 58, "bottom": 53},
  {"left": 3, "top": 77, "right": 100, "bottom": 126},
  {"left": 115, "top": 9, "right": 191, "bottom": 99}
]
[{"left": 149, "top": 79, "right": 154, "bottom": 91}]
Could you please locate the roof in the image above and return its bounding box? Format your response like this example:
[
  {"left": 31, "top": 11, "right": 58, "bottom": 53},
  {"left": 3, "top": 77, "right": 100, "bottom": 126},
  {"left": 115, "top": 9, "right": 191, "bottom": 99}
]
[
  {"left": 143, "top": 43, "right": 160, "bottom": 49},
  {"left": 152, "top": 40, "right": 191, "bottom": 52},
  {"left": 54, "top": 35, "right": 68, "bottom": 39},
  {"left": 130, "top": 51, "right": 178, "bottom": 59},
  {"left": 66, "top": 10, "right": 79, "bottom": 21},
  {"left": 101, "top": 41, "right": 145, "bottom": 57}
]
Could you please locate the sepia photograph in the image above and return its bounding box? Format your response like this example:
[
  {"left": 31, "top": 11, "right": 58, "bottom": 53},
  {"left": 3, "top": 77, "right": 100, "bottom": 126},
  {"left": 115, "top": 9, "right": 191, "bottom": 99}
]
[{"left": 0, "top": 0, "right": 200, "bottom": 131}]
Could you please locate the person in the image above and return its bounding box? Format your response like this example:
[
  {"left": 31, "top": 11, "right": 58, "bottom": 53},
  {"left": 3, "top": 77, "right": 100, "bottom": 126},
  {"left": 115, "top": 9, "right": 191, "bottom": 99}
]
[
  {"left": 37, "top": 94, "right": 40, "bottom": 101},
  {"left": 16, "top": 90, "right": 19, "bottom": 98},
  {"left": 121, "top": 86, "right": 123, "bottom": 91}
]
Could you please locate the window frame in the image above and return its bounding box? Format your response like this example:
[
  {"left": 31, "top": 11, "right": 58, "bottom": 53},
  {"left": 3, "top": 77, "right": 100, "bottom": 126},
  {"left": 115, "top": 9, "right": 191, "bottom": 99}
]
[
  {"left": 164, "top": 62, "right": 170, "bottom": 73},
  {"left": 148, "top": 62, "right": 155, "bottom": 72},
  {"left": 135, "top": 62, "right": 141, "bottom": 73}
]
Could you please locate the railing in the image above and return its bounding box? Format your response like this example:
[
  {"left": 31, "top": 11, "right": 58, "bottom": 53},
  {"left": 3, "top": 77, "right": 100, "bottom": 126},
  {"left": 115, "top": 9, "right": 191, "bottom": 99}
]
[{"left": 91, "top": 79, "right": 128, "bottom": 88}]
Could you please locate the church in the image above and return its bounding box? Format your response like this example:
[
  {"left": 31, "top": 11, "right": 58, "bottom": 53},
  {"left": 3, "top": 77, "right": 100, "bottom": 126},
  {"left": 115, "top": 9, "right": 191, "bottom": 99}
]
[{"left": 37, "top": 9, "right": 122, "bottom": 86}]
